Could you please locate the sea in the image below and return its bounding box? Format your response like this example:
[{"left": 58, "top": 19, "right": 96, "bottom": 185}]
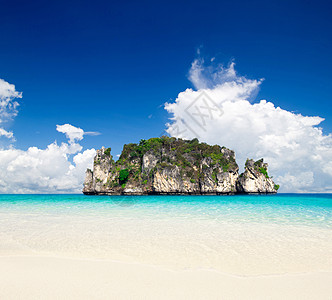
[{"left": 0, "top": 193, "right": 331, "bottom": 275}]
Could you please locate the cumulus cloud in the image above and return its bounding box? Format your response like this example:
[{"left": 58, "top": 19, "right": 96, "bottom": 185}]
[
  {"left": 0, "top": 78, "right": 22, "bottom": 111},
  {"left": 0, "top": 77, "right": 97, "bottom": 193},
  {"left": 0, "top": 78, "right": 22, "bottom": 140},
  {"left": 189, "top": 58, "right": 237, "bottom": 89},
  {"left": 0, "top": 127, "right": 96, "bottom": 193},
  {"left": 165, "top": 58, "right": 332, "bottom": 192}
]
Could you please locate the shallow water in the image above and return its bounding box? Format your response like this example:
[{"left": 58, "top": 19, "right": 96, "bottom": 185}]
[{"left": 0, "top": 194, "right": 331, "bottom": 275}]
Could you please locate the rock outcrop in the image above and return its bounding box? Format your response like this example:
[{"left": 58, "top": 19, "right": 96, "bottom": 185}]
[
  {"left": 236, "top": 159, "right": 279, "bottom": 194},
  {"left": 83, "top": 137, "right": 279, "bottom": 195}
]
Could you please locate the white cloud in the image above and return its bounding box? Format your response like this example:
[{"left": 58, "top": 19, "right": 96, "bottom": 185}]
[
  {"left": 0, "top": 78, "right": 97, "bottom": 193},
  {"left": 84, "top": 131, "right": 101, "bottom": 136},
  {"left": 0, "top": 128, "right": 96, "bottom": 193},
  {"left": 0, "top": 78, "right": 22, "bottom": 140},
  {"left": 56, "top": 124, "right": 101, "bottom": 144},
  {"left": 165, "top": 58, "right": 332, "bottom": 193},
  {"left": 0, "top": 78, "right": 21, "bottom": 97},
  {"left": 0, "top": 128, "right": 14, "bottom": 139},
  {"left": 56, "top": 124, "right": 85, "bottom": 143},
  {"left": 188, "top": 58, "right": 260, "bottom": 91}
]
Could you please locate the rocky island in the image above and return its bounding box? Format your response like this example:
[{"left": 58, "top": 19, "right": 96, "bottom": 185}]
[{"left": 83, "top": 137, "right": 279, "bottom": 195}]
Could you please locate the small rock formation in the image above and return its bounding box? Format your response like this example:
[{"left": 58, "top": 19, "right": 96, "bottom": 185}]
[
  {"left": 236, "top": 159, "right": 279, "bottom": 194},
  {"left": 83, "top": 137, "right": 279, "bottom": 195}
]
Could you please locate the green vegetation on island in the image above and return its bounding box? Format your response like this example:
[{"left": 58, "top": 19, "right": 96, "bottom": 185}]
[{"left": 83, "top": 136, "right": 279, "bottom": 195}]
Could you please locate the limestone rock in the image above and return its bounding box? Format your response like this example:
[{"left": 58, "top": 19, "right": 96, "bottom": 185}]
[
  {"left": 83, "top": 137, "right": 279, "bottom": 195},
  {"left": 236, "top": 159, "right": 278, "bottom": 194},
  {"left": 82, "top": 169, "right": 94, "bottom": 194}
]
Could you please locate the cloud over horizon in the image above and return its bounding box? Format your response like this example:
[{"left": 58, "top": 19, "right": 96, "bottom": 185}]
[
  {"left": 0, "top": 139, "right": 95, "bottom": 193},
  {"left": 0, "top": 78, "right": 96, "bottom": 193},
  {"left": 165, "top": 58, "right": 332, "bottom": 193}
]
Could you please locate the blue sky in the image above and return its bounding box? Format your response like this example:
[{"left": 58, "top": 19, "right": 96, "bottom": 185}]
[{"left": 1, "top": 0, "right": 331, "bottom": 156}]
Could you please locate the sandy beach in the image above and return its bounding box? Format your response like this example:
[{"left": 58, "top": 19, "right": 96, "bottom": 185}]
[
  {"left": 0, "top": 256, "right": 331, "bottom": 300},
  {"left": 0, "top": 194, "right": 331, "bottom": 299}
]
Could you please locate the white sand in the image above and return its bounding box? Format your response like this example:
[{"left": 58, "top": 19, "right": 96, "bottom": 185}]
[
  {"left": 0, "top": 256, "right": 331, "bottom": 300},
  {"left": 1, "top": 196, "right": 332, "bottom": 299}
]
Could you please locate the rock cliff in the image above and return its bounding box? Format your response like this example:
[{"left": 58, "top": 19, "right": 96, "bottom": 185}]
[{"left": 83, "top": 137, "right": 279, "bottom": 195}]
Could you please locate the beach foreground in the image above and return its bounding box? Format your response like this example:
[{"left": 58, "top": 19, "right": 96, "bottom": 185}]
[
  {"left": 0, "top": 194, "right": 331, "bottom": 299},
  {"left": 0, "top": 256, "right": 331, "bottom": 300}
]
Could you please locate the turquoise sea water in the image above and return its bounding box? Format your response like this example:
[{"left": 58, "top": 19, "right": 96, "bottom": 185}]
[
  {"left": 0, "top": 193, "right": 331, "bottom": 275},
  {"left": 0, "top": 193, "right": 331, "bottom": 227}
]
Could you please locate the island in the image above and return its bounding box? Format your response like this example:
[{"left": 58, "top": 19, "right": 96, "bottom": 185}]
[{"left": 83, "top": 137, "right": 279, "bottom": 195}]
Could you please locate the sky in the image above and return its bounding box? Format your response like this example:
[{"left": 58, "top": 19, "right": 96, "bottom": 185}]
[{"left": 0, "top": 0, "right": 331, "bottom": 193}]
